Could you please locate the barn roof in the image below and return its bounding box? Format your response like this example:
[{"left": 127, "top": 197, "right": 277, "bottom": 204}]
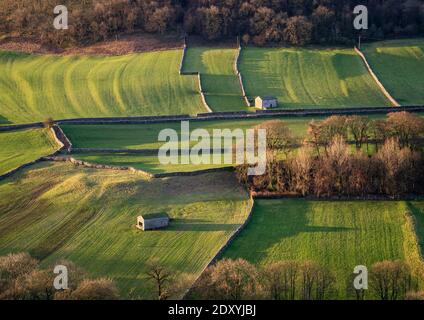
[
  {"left": 141, "top": 212, "right": 169, "bottom": 220},
  {"left": 258, "top": 96, "right": 277, "bottom": 101}
]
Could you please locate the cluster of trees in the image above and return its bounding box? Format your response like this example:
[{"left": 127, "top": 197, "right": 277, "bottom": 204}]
[
  {"left": 0, "top": 0, "right": 181, "bottom": 46},
  {"left": 185, "top": 0, "right": 424, "bottom": 45},
  {"left": 237, "top": 112, "right": 424, "bottom": 197},
  {"left": 0, "top": 252, "right": 119, "bottom": 300},
  {"left": 189, "top": 258, "right": 423, "bottom": 300},
  {"left": 1, "top": 0, "right": 423, "bottom": 47}
]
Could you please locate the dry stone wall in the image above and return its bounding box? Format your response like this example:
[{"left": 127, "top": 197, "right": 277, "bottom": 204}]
[
  {"left": 354, "top": 46, "right": 400, "bottom": 107},
  {"left": 178, "top": 38, "right": 212, "bottom": 113},
  {"left": 234, "top": 45, "right": 251, "bottom": 107},
  {"left": 2, "top": 106, "right": 424, "bottom": 131}
]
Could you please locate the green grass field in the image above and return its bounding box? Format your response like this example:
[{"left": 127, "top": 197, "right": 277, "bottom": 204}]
[
  {"left": 240, "top": 47, "right": 390, "bottom": 108},
  {"left": 61, "top": 117, "right": 328, "bottom": 150},
  {"left": 363, "top": 39, "right": 424, "bottom": 105},
  {"left": 62, "top": 114, "right": 391, "bottom": 150},
  {"left": 0, "top": 162, "right": 251, "bottom": 299},
  {"left": 0, "top": 50, "right": 204, "bottom": 124},
  {"left": 70, "top": 153, "right": 233, "bottom": 174},
  {"left": 0, "top": 128, "right": 58, "bottom": 175},
  {"left": 223, "top": 199, "right": 424, "bottom": 299},
  {"left": 183, "top": 47, "right": 248, "bottom": 111}
]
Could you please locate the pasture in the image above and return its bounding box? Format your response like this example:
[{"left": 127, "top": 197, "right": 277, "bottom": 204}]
[
  {"left": 223, "top": 199, "right": 424, "bottom": 299},
  {"left": 239, "top": 47, "right": 390, "bottom": 108},
  {"left": 0, "top": 128, "right": 58, "bottom": 175},
  {"left": 0, "top": 162, "right": 251, "bottom": 299},
  {"left": 61, "top": 116, "right": 328, "bottom": 150},
  {"left": 362, "top": 39, "right": 424, "bottom": 105},
  {"left": 0, "top": 50, "right": 204, "bottom": 124},
  {"left": 70, "top": 153, "right": 232, "bottom": 174},
  {"left": 183, "top": 47, "right": 248, "bottom": 111},
  {"left": 61, "top": 114, "right": 391, "bottom": 150}
]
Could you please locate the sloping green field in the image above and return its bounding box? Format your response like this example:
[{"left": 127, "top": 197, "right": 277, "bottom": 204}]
[
  {"left": 363, "top": 39, "right": 424, "bottom": 105},
  {"left": 0, "top": 128, "right": 58, "bottom": 175},
  {"left": 183, "top": 47, "right": 247, "bottom": 111},
  {"left": 0, "top": 50, "right": 204, "bottom": 124},
  {"left": 0, "top": 162, "right": 251, "bottom": 299},
  {"left": 70, "top": 153, "right": 233, "bottom": 174},
  {"left": 223, "top": 199, "right": 424, "bottom": 299},
  {"left": 61, "top": 117, "right": 326, "bottom": 150},
  {"left": 240, "top": 47, "right": 390, "bottom": 108},
  {"left": 61, "top": 114, "right": 391, "bottom": 150}
]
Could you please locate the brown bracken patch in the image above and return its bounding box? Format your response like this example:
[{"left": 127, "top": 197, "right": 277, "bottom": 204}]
[{"left": 0, "top": 32, "right": 184, "bottom": 56}]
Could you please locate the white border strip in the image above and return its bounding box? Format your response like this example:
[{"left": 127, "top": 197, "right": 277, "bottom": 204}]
[{"left": 355, "top": 46, "right": 400, "bottom": 107}]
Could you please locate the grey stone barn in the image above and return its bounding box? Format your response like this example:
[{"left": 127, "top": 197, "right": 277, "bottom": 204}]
[
  {"left": 255, "top": 96, "right": 278, "bottom": 109},
  {"left": 136, "top": 213, "right": 169, "bottom": 231}
]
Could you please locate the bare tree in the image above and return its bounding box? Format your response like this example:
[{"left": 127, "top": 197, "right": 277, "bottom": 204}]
[
  {"left": 145, "top": 261, "right": 173, "bottom": 300},
  {"left": 306, "top": 120, "right": 323, "bottom": 156},
  {"left": 314, "top": 136, "right": 350, "bottom": 197},
  {"left": 261, "top": 261, "right": 299, "bottom": 300},
  {"left": 0, "top": 252, "right": 38, "bottom": 299},
  {"left": 346, "top": 116, "right": 370, "bottom": 151},
  {"left": 370, "top": 260, "right": 413, "bottom": 300},
  {"left": 69, "top": 278, "right": 119, "bottom": 300},
  {"left": 386, "top": 112, "right": 424, "bottom": 149},
  {"left": 287, "top": 146, "right": 314, "bottom": 196},
  {"left": 192, "top": 259, "right": 259, "bottom": 300},
  {"left": 405, "top": 291, "right": 424, "bottom": 300},
  {"left": 299, "top": 261, "right": 334, "bottom": 300},
  {"left": 255, "top": 120, "right": 297, "bottom": 157}
]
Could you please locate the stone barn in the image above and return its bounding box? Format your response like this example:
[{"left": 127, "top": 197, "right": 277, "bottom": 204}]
[
  {"left": 255, "top": 96, "right": 278, "bottom": 109},
  {"left": 136, "top": 213, "right": 169, "bottom": 231}
]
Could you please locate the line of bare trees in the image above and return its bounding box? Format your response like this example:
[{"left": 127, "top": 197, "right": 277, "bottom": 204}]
[
  {"left": 237, "top": 112, "right": 424, "bottom": 198},
  {"left": 1, "top": 0, "right": 424, "bottom": 47},
  {"left": 0, "top": 252, "right": 119, "bottom": 300},
  {"left": 188, "top": 258, "right": 423, "bottom": 300}
]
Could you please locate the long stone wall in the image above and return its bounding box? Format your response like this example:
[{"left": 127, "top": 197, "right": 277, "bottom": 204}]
[
  {"left": 51, "top": 125, "right": 73, "bottom": 152},
  {"left": 0, "top": 123, "right": 43, "bottom": 132},
  {"left": 58, "top": 105, "right": 424, "bottom": 124},
  {"left": 71, "top": 147, "right": 233, "bottom": 154},
  {"left": 42, "top": 155, "right": 234, "bottom": 179},
  {"left": 354, "top": 46, "right": 401, "bottom": 107},
  {"left": 178, "top": 39, "right": 187, "bottom": 75},
  {"left": 198, "top": 73, "right": 213, "bottom": 113},
  {"left": 2, "top": 105, "right": 424, "bottom": 130},
  {"left": 42, "top": 156, "right": 154, "bottom": 179},
  {"left": 178, "top": 38, "right": 213, "bottom": 113},
  {"left": 234, "top": 45, "right": 251, "bottom": 107}
]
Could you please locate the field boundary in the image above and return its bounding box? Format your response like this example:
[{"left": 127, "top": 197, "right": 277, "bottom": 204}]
[
  {"left": 183, "top": 194, "right": 255, "bottom": 299},
  {"left": 51, "top": 125, "right": 73, "bottom": 152},
  {"left": 234, "top": 45, "right": 251, "bottom": 107},
  {"left": 403, "top": 209, "right": 424, "bottom": 281},
  {"left": 0, "top": 126, "right": 67, "bottom": 181},
  {"left": 2, "top": 106, "right": 424, "bottom": 130},
  {"left": 252, "top": 192, "right": 424, "bottom": 201},
  {"left": 40, "top": 156, "right": 234, "bottom": 179},
  {"left": 179, "top": 38, "right": 213, "bottom": 113},
  {"left": 354, "top": 46, "right": 401, "bottom": 107},
  {"left": 70, "top": 147, "right": 233, "bottom": 154}
]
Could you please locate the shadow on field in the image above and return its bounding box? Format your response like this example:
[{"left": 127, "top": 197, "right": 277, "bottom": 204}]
[
  {"left": 406, "top": 201, "right": 424, "bottom": 254},
  {"left": 240, "top": 49, "right": 282, "bottom": 97},
  {"left": 170, "top": 218, "right": 240, "bottom": 232},
  {"left": 224, "top": 199, "right": 354, "bottom": 262},
  {"left": 0, "top": 115, "right": 11, "bottom": 124},
  {"left": 332, "top": 53, "right": 365, "bottom": 80},
  {"left": 30, "top": 208, "right": 99, "bottom": 260}
]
